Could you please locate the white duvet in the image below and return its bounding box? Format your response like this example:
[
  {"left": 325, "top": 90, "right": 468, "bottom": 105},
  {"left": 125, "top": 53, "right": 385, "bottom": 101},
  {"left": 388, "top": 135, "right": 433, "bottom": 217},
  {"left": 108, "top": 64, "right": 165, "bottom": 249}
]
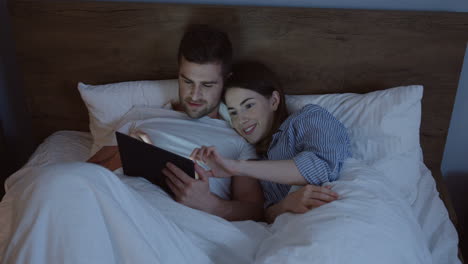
[{"left": 1, "top": 155, "right": 435, "bottom": 263}]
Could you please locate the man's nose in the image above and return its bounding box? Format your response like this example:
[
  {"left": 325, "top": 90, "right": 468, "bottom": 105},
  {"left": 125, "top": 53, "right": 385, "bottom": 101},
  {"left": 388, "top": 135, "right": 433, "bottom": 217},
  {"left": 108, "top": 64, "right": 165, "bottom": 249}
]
[{"left": 190, "top": 85, "right": 202, "bottom": 101}]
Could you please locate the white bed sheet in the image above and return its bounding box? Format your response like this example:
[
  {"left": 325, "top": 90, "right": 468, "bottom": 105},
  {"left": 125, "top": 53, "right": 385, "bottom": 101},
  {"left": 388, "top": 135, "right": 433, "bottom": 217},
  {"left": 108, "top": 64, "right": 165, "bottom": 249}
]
[{"left": 3, "top": 130, "right": 461, "bottom": 263}]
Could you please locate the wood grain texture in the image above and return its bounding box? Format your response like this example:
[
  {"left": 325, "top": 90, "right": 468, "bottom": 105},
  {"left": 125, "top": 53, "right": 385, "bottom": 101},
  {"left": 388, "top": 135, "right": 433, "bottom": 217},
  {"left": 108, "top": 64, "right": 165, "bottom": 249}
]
[{"left": 8, "top": 0, "right": 468, "bottom": 237}]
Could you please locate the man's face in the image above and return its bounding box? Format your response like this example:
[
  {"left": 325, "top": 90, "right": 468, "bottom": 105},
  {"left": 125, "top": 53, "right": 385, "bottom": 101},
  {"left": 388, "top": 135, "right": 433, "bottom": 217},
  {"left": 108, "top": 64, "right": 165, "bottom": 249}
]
[{"left": 178, "top": 56, "right": 224, "bottom": 119}]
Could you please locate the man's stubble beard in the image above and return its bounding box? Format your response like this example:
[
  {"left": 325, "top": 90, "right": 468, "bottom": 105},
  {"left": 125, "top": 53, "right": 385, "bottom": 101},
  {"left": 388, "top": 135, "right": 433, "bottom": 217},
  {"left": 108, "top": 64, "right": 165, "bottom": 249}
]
[{"left": 182, "top": 100, "right": 219, "bottom": 119}]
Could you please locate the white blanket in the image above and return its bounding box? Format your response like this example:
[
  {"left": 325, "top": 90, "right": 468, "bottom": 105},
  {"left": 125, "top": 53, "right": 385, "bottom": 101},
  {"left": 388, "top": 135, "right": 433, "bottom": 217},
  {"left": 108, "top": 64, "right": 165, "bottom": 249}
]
[{"left": 1, "top": 158, "right": 433, "bottom": 264}]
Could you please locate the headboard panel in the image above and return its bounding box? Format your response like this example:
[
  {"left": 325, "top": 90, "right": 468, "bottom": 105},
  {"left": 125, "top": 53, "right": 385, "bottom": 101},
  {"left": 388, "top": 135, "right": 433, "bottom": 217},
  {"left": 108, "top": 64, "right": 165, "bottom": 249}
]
[{"left": 8, "top": 0, "right": 468, "bottom": 223}]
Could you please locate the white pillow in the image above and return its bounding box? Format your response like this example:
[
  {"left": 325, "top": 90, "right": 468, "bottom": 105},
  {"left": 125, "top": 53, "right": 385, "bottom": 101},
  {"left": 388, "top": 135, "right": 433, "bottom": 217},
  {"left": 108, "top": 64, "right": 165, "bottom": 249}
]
[
  {"left": 78, "top": 80, "right": 179, "bottom": 154},
  {"left": 286, "top": 85, "right": 422, "bottom": 162},
  {"left": 285, "top": 85, "right": 423, "bottom": 204},
  {"left": 78, "top": 79, "right": 232, "bottom": 155}
]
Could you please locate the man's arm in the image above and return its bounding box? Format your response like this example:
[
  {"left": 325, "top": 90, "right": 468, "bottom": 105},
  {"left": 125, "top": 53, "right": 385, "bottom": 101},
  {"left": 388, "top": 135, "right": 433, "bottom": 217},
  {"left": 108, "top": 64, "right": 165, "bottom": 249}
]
[
  {"left": 164, "top": 162, "right": 264, "bottom": 221},
  {"left": 209, "top": 176, "right": 264, "bottom": 222},
  {"left": 87, "top": 146, "right": 122, "bottom": 171}
]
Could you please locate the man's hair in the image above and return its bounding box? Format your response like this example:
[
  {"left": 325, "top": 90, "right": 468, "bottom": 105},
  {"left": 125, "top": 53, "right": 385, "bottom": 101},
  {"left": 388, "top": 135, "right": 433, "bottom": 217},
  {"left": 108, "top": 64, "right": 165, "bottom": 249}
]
[{"left": 178, "top": 24, "right": 233, "bottom": 79}]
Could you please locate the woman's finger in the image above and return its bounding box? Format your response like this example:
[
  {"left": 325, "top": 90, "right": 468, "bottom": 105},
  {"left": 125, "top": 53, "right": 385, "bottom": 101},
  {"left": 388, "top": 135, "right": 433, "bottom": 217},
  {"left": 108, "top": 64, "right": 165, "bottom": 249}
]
[
  {"left": 303, "top": 187, "right": 337, "bottom": 202},
  {"left": 305, "top": 199, "right": 327, "bottom": 209},
  {"left": 196, "top": 149, "right": 206, "bottom": 163},
  {"left": 189, "top": 148, "right": 201, "bottom": 160},
  {"left": 306, "top": 185, "right": 339, "bottom": 198},
  {"left": 307, "top": 192, "right": 337, "bottom": 202},
  {"left": 198, "top": 146, "right": 208, "bottom": 163},
  {"left": 194, "top": 163, "right": 212, "bottom": 181},
  {"left": 204, "top": 146, "right": 215, "bottom": 160},
  {"left": 306, "top": 187, "right": 338, "bottom": 201},
  {"left": 205, "top": 147, "right": 217, "bottom": 161}
]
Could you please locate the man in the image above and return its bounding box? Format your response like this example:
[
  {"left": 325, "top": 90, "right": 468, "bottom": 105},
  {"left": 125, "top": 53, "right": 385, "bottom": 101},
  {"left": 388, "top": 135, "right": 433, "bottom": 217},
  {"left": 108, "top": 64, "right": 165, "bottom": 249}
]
[
  {"left": 0, "top": 25, "right": 269, "bottom": 264},
  {"left": 88, "top": 24, "right": 264, "bottom": 221}
]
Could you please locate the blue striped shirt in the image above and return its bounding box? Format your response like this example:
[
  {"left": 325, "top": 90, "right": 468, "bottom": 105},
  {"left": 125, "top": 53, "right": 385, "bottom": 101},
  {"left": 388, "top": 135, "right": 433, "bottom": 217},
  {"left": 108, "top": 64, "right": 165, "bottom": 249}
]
[{"left": 261, "top": 104, "right": 351, "bottom": 207}]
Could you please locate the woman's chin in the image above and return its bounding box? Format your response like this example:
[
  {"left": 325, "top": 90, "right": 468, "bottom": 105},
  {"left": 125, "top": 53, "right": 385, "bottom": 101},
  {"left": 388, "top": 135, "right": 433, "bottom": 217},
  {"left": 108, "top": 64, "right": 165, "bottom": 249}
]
[{"left": 246, "top": 136, "right": 260, "bottom": 145}]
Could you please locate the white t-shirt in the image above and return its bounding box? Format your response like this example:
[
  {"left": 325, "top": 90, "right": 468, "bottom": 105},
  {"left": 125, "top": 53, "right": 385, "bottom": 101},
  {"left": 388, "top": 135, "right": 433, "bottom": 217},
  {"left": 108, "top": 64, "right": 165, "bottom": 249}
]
[{"left": 112, "top": 105, "right": 257, "bottom": 200}]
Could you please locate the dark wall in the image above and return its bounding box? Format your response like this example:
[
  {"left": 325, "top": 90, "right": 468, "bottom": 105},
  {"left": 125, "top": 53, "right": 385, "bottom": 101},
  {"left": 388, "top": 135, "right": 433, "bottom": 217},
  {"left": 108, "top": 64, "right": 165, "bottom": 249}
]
[{"left": 0, "top": 0, "right": 34, "bottom": 196}]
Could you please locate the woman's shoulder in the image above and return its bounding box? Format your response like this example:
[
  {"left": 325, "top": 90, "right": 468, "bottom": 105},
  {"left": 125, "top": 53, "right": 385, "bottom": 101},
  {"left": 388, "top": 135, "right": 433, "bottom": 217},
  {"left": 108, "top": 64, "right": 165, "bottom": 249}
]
[
  {"left": 299, "top": 104, "right": 328, "bottom": 114},
  {"left": 282, "top": 104, "right": 343, "bottom": 132},
  {"left": 287, "top": 104, "right": 331, "bottom": 122}
]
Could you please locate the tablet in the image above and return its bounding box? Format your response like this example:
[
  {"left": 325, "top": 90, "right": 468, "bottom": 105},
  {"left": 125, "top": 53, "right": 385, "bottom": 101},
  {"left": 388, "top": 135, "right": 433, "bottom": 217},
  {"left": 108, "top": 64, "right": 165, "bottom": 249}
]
[{"left": 115, "top": 131, "right": 195, "bottom": 196}]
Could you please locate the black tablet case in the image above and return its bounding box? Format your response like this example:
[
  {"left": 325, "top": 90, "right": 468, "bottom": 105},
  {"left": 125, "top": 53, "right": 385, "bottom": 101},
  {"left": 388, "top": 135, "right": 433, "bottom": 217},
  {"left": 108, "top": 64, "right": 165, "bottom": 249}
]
[{"left": 116, "top": 131, "right": 195, "bottom": 196}]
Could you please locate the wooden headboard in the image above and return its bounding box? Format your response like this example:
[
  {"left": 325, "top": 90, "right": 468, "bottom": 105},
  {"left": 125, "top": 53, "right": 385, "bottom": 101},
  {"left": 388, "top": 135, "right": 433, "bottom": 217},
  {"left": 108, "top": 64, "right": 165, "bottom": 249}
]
[{"left": 8, "top": 0, "right": 468, "bottom": 225}]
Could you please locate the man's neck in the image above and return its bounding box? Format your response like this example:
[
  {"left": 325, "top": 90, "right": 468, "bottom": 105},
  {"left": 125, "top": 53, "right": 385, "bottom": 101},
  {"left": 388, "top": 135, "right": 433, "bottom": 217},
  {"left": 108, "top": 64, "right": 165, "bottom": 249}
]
[
  {"left": 207, "top": 110, "right": 220, "bottom": 120},
  {"left": 171, "top": 102, "right": 221, "bottom": 120}
]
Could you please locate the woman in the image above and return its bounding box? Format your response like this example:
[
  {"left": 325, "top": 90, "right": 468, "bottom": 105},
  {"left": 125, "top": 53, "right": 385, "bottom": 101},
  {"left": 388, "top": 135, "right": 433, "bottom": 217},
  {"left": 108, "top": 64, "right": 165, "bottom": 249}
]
[{"left": 191, "top": 61, "right": 351, "bottom": 223}]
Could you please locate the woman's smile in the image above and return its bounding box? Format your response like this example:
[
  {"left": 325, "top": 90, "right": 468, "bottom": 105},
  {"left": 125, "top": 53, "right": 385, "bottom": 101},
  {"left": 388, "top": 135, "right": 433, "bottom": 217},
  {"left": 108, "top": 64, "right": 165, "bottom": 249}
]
[{"left": 243, "top": 123, "right": 257, "bottom": 135}]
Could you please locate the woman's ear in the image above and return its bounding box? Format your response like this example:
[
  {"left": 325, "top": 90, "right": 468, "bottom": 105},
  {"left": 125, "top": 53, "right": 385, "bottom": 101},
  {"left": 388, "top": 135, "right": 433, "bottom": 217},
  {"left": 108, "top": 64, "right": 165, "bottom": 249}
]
[{"left": 270, "top": 91, "right": 281, "bottom": 111}]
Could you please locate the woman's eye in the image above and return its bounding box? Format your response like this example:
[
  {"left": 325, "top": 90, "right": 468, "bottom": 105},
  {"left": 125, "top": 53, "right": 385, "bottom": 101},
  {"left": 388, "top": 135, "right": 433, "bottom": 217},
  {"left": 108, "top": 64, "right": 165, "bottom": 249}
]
[{"left": 245, "top": 103, "right": 254, "bottom": 109}]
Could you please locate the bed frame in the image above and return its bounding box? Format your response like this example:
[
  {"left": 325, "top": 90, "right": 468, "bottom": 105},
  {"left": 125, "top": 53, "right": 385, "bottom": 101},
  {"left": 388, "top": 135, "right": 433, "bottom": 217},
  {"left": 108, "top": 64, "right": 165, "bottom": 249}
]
[{"left": 7, "top": 0, "right": 468, "bottom": 252}]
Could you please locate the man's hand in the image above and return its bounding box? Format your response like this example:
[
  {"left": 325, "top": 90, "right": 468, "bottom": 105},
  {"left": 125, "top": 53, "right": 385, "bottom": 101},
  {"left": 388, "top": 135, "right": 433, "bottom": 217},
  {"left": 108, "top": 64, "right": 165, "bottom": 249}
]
[
  {"left": 281, "top": 185, "right": 339, "bottom": 214},
  {"left": 163, "top": 162, "right": 218, "bottom": 213}
]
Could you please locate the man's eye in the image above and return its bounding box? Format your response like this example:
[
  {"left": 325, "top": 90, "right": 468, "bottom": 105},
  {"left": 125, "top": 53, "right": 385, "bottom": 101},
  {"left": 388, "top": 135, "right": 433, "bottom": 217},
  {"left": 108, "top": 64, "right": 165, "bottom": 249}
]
[
  {"left": 229, "top": 111, "right": 237, "bottom": 116},
  {"left": 184, "top": 80, "right": 192, "bottom": 84},
  {"left": 203, "top": 84, "right": 213, "bottom": 88}
]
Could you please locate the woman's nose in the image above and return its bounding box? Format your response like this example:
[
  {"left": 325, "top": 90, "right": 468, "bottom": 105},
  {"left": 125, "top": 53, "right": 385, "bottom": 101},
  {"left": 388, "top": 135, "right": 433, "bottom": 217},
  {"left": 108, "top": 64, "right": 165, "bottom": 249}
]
[{"left": 238, "top": 112, "right": 249, "bottom": 123}]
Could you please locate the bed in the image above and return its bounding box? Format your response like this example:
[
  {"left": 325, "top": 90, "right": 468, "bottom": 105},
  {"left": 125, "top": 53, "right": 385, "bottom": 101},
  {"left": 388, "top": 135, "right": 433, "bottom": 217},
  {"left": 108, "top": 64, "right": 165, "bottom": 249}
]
[{"left": 2, "top": 0, "right": 468, "bottom": 263}]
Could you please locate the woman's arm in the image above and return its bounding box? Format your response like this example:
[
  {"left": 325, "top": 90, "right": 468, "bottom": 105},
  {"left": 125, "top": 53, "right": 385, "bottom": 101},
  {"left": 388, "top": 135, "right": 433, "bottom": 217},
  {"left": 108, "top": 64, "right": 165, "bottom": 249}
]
[
  {"left": 191, "top": 146, "right": 306, "bottom": 185},
  {"left": 191, "top": 105, "right": 351, "bottom": 185},
  {"left": 235, "top": 159, "right": 306, "bottom": 185}
]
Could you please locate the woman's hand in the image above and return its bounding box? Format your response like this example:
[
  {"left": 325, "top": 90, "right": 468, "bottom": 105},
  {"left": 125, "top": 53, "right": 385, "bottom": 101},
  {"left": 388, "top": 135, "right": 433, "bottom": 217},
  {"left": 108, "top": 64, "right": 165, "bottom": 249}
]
[
  {"left": 190, "top": 146, "right": 239, "bottom": 178},
  {"left": 281, "top": 185, "right": 339, "bottom": 214}
]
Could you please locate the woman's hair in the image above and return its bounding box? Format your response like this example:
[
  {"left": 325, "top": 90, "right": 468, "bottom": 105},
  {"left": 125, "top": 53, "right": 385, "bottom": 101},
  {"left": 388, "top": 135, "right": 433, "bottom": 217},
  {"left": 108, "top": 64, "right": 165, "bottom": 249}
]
[{"left": 224, "top": 61, "right": 288, "bottom": 155}]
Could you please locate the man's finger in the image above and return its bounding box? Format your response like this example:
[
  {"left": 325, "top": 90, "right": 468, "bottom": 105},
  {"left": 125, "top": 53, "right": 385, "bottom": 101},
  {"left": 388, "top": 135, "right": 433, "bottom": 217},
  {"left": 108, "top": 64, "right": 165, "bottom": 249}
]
[
  {"left": 166, "top": 178, "right": 182, "bottom": 197},
  {"left": 166, "top": 162, "right": 194, "bottom": 184},
  {"left": 163, "top": 168, "right": 186, "bottom": 189}
]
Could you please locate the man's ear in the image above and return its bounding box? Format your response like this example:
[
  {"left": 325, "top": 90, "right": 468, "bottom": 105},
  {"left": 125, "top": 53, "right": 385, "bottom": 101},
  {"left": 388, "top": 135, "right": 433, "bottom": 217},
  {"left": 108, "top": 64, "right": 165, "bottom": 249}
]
[{"left": 270, "top": 91, "right": 281, "bottom": 111}]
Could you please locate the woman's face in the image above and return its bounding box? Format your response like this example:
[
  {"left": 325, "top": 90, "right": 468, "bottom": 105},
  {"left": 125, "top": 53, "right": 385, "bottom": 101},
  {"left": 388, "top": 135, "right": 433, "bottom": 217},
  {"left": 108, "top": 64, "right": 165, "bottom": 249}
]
[{"left": 225, "top": 87, "right": 279, "bottom": 144}]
